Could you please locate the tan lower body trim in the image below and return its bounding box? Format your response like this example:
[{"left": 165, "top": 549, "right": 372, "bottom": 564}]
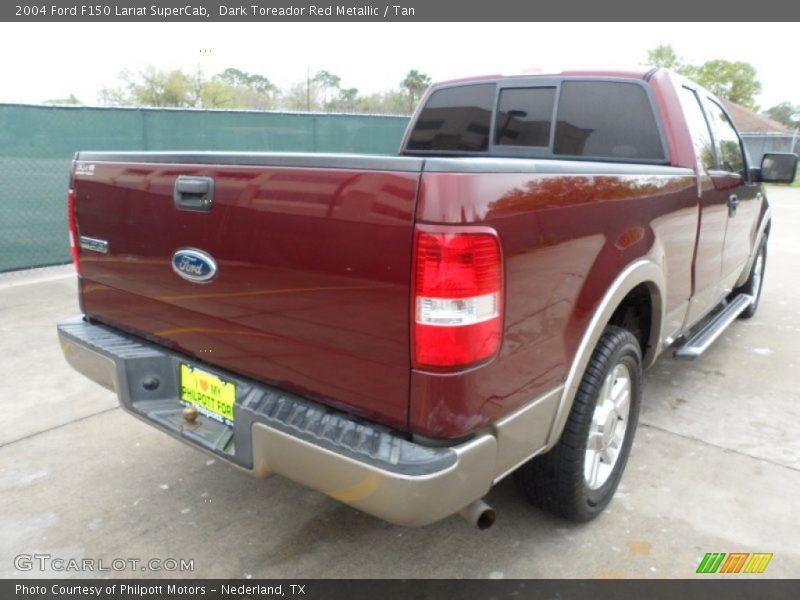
[
  {"left": 491, "top": 385, "right": 563, "bottom": 482},
  {"left": 250, "top": 423, "right": 497, "bottom": 527}
]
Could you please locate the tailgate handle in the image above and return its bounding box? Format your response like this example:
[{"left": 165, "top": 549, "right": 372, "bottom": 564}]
[{"left": 174, "top": 176, "right": 214, "bottom": 212}]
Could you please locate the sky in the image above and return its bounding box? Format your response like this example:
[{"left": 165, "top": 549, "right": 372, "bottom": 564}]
[{"left": 0, "top": 22, "right": 797, "bottom": 110}]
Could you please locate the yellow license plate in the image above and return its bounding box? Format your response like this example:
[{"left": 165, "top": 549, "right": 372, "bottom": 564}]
[{"left": 180, "top": 364, "right": 235, "bottom": 425}]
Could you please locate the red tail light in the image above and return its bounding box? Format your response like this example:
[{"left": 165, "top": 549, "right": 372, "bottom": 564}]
[
  {"left": 67, "top": 189, "right": 81, "bottom": 275},
  {"left": 412, "top": 226, "right": 503, "bottom": 369}
]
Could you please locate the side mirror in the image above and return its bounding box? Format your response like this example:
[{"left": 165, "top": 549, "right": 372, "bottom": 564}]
[{"left": 755, "top": 152, "right": 798, "bottom": 183}]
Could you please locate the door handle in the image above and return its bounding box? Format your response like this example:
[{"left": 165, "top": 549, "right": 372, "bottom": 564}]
[
  {"left": 174, "top": 176, "right": 214, "bottom": 212},
  {"left": 727, "top": 194, "right": 739, "bottom": 217}
]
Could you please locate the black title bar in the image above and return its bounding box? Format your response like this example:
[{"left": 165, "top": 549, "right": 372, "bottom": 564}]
[
  {"left": 4, "top": 0, "right": 800, "bottom": 21},
  {"left": 4, "top": 579, "right": 800, "bottom": 600}
]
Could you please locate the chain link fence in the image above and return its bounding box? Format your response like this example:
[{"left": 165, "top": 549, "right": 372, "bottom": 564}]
[{"left": 0, "top": 104, "right": 410, "bottom": 272}]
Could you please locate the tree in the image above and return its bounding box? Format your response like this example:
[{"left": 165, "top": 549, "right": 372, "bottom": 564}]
[
  {"left": 200, "top": 78, "right": 238, "bottom": 109},
  {"left": 217, "top": 67, "right": 280, "bottom": 109},
  {"left": 646, "top": 44, "right": 682, "bottom": 70},
  {"left": 764, "top": 102, "right": 799, "bottom": 128},
  {"left": 334, "top": 87, "right": 360, "bottom": 112},
  {"left": 246, "top": 74, "right": 279, "bottom": 96},
  {"left": 356, "top": 90, "right": 408, "bottom": 115},
  {"left": 401, "top": 70, "right": 431, "bottom": 112},
  {"left": 283, "top": 80, "right": 321, "bottom": 111},
  {"left": 134, "top": 67, "right": 194, "bottom": 107},
  {"left": 101, "top": 67, "right": 194, "bottom": 107},
  {"left": 218, "top": 68, "right": 279, "bottom": 98},
  {"left": 313, "top": 70, "right": 342, "bottom": 108},
  {"left": 94, "top": 65, "right": 431, "bottom": 115},
  {"left": 217, "top": 68, "right": 251, "bottom": 87},
  {"left": 644, "top": 45, "right": 762, "bottom": 109},
  {"left": 99, "top": 66, "right": 269, "bottom": 109},
  {"left": 685, "top": 60, "right": 762, "bottom": 109},
  {"left": 45, "top": 94, "right": 81, "bottom": 105}
]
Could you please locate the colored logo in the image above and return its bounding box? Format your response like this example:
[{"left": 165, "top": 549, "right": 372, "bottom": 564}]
[
  {"left": 171, "top": 248, "right": 217, "bottom": 283},
  {"left": 696, "top": 552, "right": 773, "bottom": 574}
]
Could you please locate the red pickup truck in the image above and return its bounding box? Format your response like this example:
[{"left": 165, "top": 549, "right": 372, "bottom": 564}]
[{"left": 58, "top": 69, "right": 797, "bottom": 529}]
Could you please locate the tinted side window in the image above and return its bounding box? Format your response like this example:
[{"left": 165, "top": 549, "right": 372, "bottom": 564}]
[
  {"left": 494, "top": 87, "right": 556, "bottom": 147},
  {"left": 706, "top": 99, "right": 745, "bottom": 174},
  {"left": 406, "top": 84, "right": 495, "bottom": 152},
  {"left": 554, "top": 81, "right": 664, "bottom": 160},
  {"left": 678, "top": 87, "right": 715, "bottom": 173}
]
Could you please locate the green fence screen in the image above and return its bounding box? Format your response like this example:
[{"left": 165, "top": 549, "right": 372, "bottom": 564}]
[{"left": 0, "top": 104, "right": 410, "bottom": 272}]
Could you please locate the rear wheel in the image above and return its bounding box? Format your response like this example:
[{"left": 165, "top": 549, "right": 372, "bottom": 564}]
[
  {"left": 737, "top": 239, "right": 767, "bottom": 319},
  {"left": 514, "top": 325, "right": 642, "bottom": 521}
]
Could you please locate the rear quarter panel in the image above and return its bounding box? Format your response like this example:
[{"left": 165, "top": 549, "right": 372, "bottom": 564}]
[{"left": 410, "top": 165, "right": 697, "bottom": 438}]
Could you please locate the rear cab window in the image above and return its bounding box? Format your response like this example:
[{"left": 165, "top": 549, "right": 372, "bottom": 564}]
[
  {"left": 677, "top": 86, "right": 716, "bottom": 173},
  {"left": 405, "top": 84, "right": 494, "bottom": 152},
  {"left": 704, "top": 98, "right": 746, "bottom": 175},
  {"left": 405, "top": 77, "right": 668, "bottom": 164},
  {"left": 554, "top": 81, "right": 664, "bottom": 160},
  {"left": 495, "top": 87, "right": 556, "bottom": 147}
]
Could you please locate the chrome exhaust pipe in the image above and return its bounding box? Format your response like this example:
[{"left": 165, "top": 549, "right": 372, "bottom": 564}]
[{"left": 458, "top": 499, "right": 496, "bottom": 530}]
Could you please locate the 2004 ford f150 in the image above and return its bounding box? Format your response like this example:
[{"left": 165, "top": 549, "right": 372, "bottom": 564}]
[{"left": 58, "top": 69, "right": 798, "bottom": 528}]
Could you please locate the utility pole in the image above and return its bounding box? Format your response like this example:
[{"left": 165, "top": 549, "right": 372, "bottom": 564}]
[{"left": 306, "top": 66, "right": 311, "bottom": 112}]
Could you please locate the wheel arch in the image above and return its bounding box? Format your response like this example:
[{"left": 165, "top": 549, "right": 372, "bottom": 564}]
[{"left": 544, "top": 259, "right": 666, "bottom": 451}]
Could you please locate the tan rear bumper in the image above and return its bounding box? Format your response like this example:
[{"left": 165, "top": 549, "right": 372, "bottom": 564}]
[{"left": 58, "top": 316, "right": 509, "bottom": 526}]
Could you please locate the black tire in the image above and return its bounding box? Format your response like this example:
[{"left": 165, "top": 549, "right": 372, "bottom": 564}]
[
  {"left": 513, "top": 325, "right": 642, "bottom": 522},
  {"left": 736, "top": 239, "right": 767, "bottom": 320}
]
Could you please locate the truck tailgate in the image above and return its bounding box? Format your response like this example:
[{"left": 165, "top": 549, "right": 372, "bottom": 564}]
[{"left": 71, "top": 153, "right": 423, "bottom": 431}]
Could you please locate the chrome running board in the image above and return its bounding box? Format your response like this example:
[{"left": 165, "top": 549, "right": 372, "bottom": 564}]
[{"left": 673, "top": 294, "right": 754, "bottom": 360}]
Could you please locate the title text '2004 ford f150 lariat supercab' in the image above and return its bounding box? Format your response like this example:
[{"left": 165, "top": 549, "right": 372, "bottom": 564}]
[{"left": 58, "top": 69, "right": 797, "bottom": 529}]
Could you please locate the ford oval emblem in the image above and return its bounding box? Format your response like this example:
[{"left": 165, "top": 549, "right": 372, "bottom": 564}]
[{"left": 171, "top": 248, "right": 217, "bottom": 283}]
